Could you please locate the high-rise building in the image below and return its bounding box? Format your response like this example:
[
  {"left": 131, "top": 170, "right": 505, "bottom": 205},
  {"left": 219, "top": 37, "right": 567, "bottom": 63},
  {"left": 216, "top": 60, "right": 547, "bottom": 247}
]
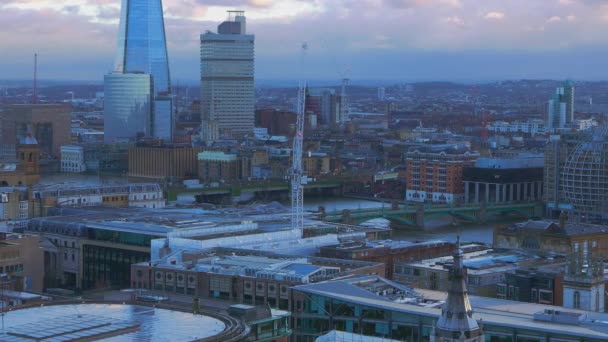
[
  {"left": 306, "top": 88, "right": 339, "bottom": 125},
  {"left": 547, "top": 80, "right": 574, "bottom": 130},
  {"left": 200, "top": 11, "right": 255, "bottom": 137},
  {"left": 104, "top": 0, "right": 173, "bottom": 143}
]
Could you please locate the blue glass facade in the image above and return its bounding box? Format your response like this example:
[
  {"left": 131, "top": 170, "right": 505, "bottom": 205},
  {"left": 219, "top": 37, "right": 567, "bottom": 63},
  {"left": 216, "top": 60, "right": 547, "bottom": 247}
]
[
  {"left": 104, "top": 73, "right": 152, "bottom": 143},
  {"left": 105, "top": 0, "right": 172, "bottom": 142},
  {"left": 116, "top": 0, "right": 171, "bottom": 95}
]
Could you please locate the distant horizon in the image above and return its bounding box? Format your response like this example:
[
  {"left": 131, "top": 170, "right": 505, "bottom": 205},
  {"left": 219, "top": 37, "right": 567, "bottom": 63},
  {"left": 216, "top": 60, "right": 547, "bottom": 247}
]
[{"left": 0, "top": 78, "right": 603, "bottom": 89}]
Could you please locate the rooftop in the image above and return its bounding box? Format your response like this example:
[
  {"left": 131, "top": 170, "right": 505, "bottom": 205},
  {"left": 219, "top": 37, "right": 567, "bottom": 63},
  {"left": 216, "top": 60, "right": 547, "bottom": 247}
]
[
  {"left": 396, "top": 249, "right": 558, "bottom": 276},
  {"left": 295, "top": 276, "right": 608, "bottom": 340},
  {"left": 147, "top": 248, "right": 367, "bottom": 283},
  {"left": 0, "top": 304, "right": 227, "bottom": 341},
  {"left": 501, "top": 220, "right": 608, "bottom": 236}
]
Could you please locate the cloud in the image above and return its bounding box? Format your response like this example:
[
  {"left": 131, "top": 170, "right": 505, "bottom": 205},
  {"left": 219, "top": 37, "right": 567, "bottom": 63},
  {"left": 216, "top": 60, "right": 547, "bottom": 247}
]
[
  {"left": 483, "top": 11, "right": 505, "bottom": 20},
  {"left": 1, "top": 0, "right": 608, "bottom": 81},
  {"left": 443, "top": 16, "right": 466, "bottom": 28}
]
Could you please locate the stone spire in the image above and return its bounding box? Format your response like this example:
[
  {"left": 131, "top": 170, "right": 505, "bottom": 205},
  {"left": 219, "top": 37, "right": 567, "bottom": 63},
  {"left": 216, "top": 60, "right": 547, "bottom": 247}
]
[{"left": 432, "top": 236, "right": 484, "bottom": 342}]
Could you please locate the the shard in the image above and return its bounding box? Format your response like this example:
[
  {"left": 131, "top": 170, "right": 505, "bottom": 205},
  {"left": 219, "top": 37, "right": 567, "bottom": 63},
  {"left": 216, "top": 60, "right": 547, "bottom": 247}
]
[{"left": 104, "top": 0, "right": 173, "bottom": 143}]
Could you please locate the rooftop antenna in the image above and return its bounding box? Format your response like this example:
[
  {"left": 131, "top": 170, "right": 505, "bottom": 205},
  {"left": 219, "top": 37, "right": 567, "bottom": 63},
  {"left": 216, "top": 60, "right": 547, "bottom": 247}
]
[{"left": 32, "top": 53, "right": 38, "bottom": 104}]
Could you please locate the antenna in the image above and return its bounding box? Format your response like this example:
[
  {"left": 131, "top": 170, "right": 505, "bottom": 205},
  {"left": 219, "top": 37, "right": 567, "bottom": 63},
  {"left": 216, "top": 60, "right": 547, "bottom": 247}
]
[{"left": 33, "top": 53, "right": 38, "bottom": 104}]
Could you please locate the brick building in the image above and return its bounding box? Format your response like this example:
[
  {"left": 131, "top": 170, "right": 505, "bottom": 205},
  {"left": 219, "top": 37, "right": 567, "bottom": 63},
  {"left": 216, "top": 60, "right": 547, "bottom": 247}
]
[
  {"left": 128, "top": 145, "right": 207, "bottom": 179},
  {"left": 319, "top": 240, "right": 457, "bottom": 279},
  {"left": 255, "top": 109, "right": 296, "bottom": 136},
  {"left": 405, "top": 145, "right": 479, "bottom": 204},
  {"left": 0, "top": 104, "right": 71, "bottom": 158},
  {"left": 494, "top": 219, "right": 608, "bottom": 258},
  {"left": 198, "top": 151, "right": 240, "bottom": 182}
]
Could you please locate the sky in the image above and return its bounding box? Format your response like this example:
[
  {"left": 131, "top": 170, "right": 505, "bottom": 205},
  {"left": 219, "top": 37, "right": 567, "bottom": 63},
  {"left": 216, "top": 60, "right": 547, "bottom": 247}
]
[{"left": 1, "top": 0, "right": 608, "bottom": 83}]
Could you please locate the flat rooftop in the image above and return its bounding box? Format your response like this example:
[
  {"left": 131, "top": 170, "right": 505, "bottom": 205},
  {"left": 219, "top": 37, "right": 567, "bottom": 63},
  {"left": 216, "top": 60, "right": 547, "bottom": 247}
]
[
  {"left": 295, "top": 276, "right": 608, "bottom": 340},
  {"left": 401, "top": 249, "right": 559, "bottom": 275}
]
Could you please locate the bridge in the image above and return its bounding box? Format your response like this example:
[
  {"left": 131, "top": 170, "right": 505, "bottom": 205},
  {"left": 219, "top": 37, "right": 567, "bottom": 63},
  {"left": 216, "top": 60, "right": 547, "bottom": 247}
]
[
  {"left": 167, "top": 180, "right": 344, "bottom": 202},
  {"left": 318, "top": 202, "right": 544, "bottom": 228}
]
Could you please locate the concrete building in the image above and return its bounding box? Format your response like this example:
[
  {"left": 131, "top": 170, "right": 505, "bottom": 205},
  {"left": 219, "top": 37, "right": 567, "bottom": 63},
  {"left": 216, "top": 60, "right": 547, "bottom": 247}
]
[
  {"left": 319, "top": 240, "right": 458, "bottom": 279},
  {"left": 487, "top": 119, "right": 546, "bottom": 136},
  {"left": 0, "top": 104, "right": 71, "bottom": 158},
  {"left": 201, "top": 11, "right": 255, "bottom": 136},
  {"left": 497, "top": 268, "right": 564, "bottom": 306},
  {"left": 131, "top": 247, "right": 383, "bottom": 311},
  {"left": 0, "top": 234, "right": 44, "bottom": 293},
  {"left": 463, "top": 154, "right": 544, "bottom": 204},
  {"left": 393, "top": 248, "right": 559, "bottom": 297},
  {"left": 60, "top": 145, "right": 86, "bottom": 173},
  {"left": 292, "top": 275, "right": 608, "bottom": 342},
  {"left": 0, "top": 187, "right": 30, "bottom": 223},
  {"left": 25, "top": 207, "right": 289, "bottom": 290},
  {"left": 405, "top": 145, "right": 479, "bottom": 204},
  {"left": 34, "top": 183, "right": 165, "bottom": 211}
]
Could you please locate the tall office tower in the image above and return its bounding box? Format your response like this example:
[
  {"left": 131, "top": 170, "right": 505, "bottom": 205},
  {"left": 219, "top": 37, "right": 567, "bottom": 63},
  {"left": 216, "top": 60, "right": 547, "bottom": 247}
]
[
  {"left": 104, "top": 0, "right": 173, "bottom": 143},
  {"left": 306, "top": 88, "right": 338, "bottom": 125},
  {"left": 547, "top": 80, "right": 574, "bottom": 130},
  {"left": 200, "top": 11, "right": 255, "bottom": 137},
  {"left": 377, "top": 87, "right": 386, "bottom": 101}
]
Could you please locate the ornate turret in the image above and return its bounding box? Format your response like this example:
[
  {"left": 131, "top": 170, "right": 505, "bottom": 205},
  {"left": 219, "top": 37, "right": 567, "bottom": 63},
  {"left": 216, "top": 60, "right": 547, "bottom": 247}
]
[{"left": 432, "top": 236, "right": 484, "bottom": 342}]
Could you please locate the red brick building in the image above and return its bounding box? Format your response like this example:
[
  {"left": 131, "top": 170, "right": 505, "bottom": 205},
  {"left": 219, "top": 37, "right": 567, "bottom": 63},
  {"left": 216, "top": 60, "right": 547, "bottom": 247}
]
[
  {"left": 319, "top": 240, "right": 458, "bottom": 279},
  {"left": 405, "top": 145, "right": 479, "bottom": 204}
]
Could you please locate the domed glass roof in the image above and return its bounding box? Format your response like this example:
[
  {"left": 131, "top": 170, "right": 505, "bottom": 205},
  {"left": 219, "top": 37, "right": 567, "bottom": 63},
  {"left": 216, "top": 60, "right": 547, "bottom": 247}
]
[{"left": 561, "top": 126, "right": 608, "bottom": 223}]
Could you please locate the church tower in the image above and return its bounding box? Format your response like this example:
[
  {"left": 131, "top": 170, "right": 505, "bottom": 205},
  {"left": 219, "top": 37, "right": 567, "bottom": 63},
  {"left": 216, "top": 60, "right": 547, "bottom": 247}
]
[
  {"left": 563, "top": 243, "right": 604, "bottom": 312},
  {"left": 431, "top": 237, "right": 484, "bottom": 342}
]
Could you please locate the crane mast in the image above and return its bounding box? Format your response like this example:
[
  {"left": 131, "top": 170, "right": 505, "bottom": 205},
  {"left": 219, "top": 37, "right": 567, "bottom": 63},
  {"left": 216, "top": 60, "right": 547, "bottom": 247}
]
[{"left": 291, "top": 43, "right": 308, "bottom": 232}]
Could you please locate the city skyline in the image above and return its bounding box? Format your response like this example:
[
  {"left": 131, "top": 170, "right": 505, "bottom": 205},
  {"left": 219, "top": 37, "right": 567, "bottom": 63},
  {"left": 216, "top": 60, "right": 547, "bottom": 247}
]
[{"left": 2, "top": 0, "right": 608, "bottom": 82}]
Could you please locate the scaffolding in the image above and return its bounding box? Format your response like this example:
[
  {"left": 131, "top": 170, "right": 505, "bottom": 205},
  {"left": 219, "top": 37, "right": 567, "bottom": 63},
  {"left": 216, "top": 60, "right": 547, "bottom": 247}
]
[{"left": 561, "top": 125, "right": 608, "bottom": 223}]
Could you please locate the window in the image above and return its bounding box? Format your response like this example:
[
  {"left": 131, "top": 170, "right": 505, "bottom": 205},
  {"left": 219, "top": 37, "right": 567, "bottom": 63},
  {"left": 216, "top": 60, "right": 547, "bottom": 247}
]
[{"left": 574, "top": 291, "right": 581, "bottom": 309}]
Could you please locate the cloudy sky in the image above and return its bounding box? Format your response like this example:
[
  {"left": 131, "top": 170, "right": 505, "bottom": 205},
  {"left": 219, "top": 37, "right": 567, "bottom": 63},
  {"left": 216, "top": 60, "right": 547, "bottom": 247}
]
[{"left": 1, "top": 0, "right": 607, "bottom": 83}]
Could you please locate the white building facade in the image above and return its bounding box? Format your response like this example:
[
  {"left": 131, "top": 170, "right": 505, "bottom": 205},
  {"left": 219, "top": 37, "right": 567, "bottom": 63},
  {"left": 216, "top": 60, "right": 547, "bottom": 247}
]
[{"left": 60, "top": 145, "right": 86, "bottom": 173}]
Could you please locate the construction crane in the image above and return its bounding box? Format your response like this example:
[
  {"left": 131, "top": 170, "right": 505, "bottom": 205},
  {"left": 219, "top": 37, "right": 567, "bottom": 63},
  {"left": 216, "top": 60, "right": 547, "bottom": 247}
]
[
  {"left": 32, "top": 53, "right": 38, "bottom": 104},
  {"left": 339, "top": 77, "right": 350, "bottom": 124},
  {"left": 291, "top": 43, "right": 308, "bottom": 232}
]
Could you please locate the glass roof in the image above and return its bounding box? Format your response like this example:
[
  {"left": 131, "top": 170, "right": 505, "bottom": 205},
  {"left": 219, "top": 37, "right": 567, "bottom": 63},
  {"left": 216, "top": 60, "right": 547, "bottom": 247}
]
[{"left": 0, "top": 304, "right": 226, "bottom": 341}]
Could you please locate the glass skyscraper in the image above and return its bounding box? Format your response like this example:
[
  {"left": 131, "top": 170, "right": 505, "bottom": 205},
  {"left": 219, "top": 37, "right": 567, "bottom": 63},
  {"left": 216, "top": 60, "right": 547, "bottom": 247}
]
[{"left": 105, "top": 0, "right": 172, "bottom": 143}]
